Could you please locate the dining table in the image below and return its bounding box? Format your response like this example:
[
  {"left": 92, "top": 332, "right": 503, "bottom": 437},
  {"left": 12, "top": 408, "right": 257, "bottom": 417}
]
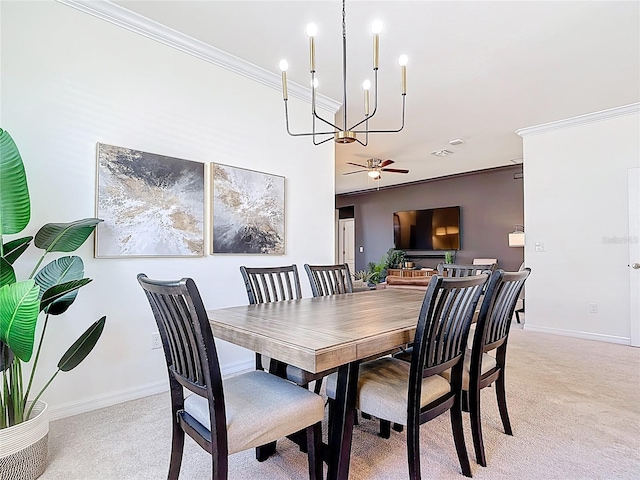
[{"left": 207, "top": 287, "right": 428, "bottom": 480}]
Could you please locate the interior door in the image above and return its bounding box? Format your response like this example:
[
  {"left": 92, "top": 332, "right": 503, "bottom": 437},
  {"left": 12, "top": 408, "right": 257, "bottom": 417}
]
[
  {"left": 629, "top": 167, "right": 640, "bottom": 347},
  {"left": 338, "top": 218, "right": 355, "bottom": 274}
]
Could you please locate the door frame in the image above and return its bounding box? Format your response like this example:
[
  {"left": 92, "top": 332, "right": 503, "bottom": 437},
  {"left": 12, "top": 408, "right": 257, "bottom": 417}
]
[{"left": 629, "top": 167, "right": 639, "bottom": 347}]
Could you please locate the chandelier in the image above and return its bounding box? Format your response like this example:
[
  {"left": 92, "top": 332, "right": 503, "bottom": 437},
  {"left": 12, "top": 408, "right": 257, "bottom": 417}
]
[{"left": 278, "top": 0, "right": 407, "bottom": 146}]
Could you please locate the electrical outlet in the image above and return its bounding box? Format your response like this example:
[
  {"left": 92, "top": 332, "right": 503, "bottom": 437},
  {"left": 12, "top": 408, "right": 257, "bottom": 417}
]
[
  {"left": 151, "top": 332, "right": 162, "bottom": 350},
  {"left": 589, "top": 303, "right": 598, "bottom": 313},
  {"left": 535, "top": 242, "right": 545, "bottom": 252}
]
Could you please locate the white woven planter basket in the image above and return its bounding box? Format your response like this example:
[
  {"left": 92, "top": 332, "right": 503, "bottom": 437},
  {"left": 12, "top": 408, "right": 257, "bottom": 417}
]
[{"left": 0, "top": 401, "right": 49, "bottom": 480}]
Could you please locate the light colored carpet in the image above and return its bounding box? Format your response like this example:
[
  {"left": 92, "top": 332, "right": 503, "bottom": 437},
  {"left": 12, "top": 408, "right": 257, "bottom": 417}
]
[{"left": 40, "top": 324, "right": 640, "bottom": 479}]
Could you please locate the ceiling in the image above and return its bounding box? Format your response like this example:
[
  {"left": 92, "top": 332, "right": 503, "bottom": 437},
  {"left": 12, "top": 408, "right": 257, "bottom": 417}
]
[{"left": 114, "top": 0, "right": 640, "bottom": 194}]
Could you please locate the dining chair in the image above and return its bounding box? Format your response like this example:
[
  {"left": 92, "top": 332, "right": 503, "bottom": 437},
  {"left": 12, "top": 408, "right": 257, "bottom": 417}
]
[
  {"left": 137, "top": 274, "right": 324, "bottom": 480},
  {"left": 239, "top": 265, "right": 331, "bottom": 396},
  {"left": 326, "top": 273, "right": 490, "bottom": 478},
  {"left": 438, "top": 262, "right": 496, "bottom": 277},
  {"left": 441, "top": 268, "right": 531, "bottom": 467},
  {"left": 239, "top": 265, "right": 302, "bottom": 373},
  {"left": 304, "top": 263, "right": 353, "bottom": 297},
  {"left": 513, "top": 262, "right": 526, "bottom": 323}
]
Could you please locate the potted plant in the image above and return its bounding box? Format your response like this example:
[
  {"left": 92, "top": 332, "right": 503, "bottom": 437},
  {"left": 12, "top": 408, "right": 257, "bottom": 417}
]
[
  {"left": 365, "top": 248, "right": 405, "bottom": 284},
  {"left": 352, "top": 270, "right": 374, "bottom": 288},
  {"left": 445, "top": 251, "right": 455, "bottom": 264},
  {"left": 0, "top": 128, "right": 106, "bottom": 479}
]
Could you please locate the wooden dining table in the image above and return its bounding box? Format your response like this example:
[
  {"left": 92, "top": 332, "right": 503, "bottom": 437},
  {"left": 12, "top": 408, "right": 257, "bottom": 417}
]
[{"left": 207, "top": 288, "right": 427, "bottom": 480}]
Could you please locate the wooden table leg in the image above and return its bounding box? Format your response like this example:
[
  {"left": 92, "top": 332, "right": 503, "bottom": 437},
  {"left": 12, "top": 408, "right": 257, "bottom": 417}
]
[{"left": 327, "top": 361, "right": 360, "bottom": 480}]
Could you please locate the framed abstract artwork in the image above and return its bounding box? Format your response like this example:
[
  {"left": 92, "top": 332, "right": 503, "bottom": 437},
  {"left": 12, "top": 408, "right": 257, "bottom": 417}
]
[
  {"left": 211, "top": 163, "right": 285, "bottom": 254},
  {"left": 95, "top": 143, "right": 205, "bottom": 257}
]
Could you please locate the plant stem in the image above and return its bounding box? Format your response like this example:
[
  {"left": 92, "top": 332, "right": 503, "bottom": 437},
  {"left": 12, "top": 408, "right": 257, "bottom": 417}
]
[
  {"left": 26, "top": 369, "right": 59, "bottom": 420},
  {"left": 28, "top": 251, "right": 48, "bottom": 279},
  {"left": 23, "top": 313, "right": 50, "bottom": 411},
  {"left": 1, "top": 369, "right": 8, "bottom": 428}
]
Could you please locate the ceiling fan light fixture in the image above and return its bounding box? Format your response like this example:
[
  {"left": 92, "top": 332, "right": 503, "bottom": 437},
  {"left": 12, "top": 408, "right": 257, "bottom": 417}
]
[
  {"left": 368, "top": 170, "right": 381, "bottom": 179},
  {"left": 278, "top": 0, "right": 408, "bottom": 146}
]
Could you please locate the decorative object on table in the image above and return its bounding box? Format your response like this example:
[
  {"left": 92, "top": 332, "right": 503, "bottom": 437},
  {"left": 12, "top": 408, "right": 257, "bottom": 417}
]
[
  {"left": 277, "top": 0, "right": 408, "bottom": 146},
  {"left": 352, "top": 270, "right": 375, "bottom": 288},
  {"left": 508, "top": 224, "right": 525, "bottom": 247},
  {"left": 95, "top": 143, "right": 205, "bottom": 257},
  {"left": 212, "top": 164, "right": 284, "bottom": 254},
  {"left": 0, "top": 129, "right": 106, "bottom": 479}
]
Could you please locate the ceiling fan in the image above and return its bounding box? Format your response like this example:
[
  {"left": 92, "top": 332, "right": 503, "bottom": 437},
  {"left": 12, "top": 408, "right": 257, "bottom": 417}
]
[{"left": 343, "top": 158, "right": 409, "bottom": 180}]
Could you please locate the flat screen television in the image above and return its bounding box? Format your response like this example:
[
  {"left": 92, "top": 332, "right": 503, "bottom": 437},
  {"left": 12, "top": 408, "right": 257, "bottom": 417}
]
[{"left": 393, "top": 206, "right": 461, "bottom": 251}]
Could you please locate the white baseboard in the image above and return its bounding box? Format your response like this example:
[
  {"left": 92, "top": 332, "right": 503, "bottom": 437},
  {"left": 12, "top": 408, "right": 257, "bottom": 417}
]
[
  {"left": 47, "top": 358, "right": 254, "bottom": 422},
  {"left": 523, "top": 324, "right": 630, "bottom": 345}
]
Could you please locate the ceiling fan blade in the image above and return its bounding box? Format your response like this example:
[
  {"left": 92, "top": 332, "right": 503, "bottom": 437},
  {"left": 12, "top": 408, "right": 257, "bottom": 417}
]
[
  {"left": 379, "top": 159, "right": 395, "bottom": 168},
  {"left": 381, "top": 168, "right": 409, "bottom": 174},
  {"left": 347, "top": 162, "right": 368, "bottom": 168},
  {"left": 343, "top": 170, "right": 367, "bottom": 175}
]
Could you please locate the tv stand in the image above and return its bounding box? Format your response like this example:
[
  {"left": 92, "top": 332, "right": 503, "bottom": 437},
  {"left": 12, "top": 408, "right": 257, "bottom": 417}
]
[{"left": 404, "top": 252, "right": 454, "bottom": 259}]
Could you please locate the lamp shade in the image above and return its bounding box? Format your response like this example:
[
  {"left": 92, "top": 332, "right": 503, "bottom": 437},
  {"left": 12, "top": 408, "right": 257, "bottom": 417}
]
[{"left": 508, "top": 232, "right": 525, "bottom": 247}]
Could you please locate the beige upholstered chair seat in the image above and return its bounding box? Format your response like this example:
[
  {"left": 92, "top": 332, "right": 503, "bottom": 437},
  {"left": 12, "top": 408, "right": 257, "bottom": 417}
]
[
  {"left": 185, "top": 370, "right": 325, "bottom": 455},
  {"left": 326, "top": 357, "right": 451, "bottom": 426},
  {"left": 285, "top": 364, "right": 337, "bottom": 386},
  {"left": 440, "top": 350, "right": 497, "bottom": 390}
]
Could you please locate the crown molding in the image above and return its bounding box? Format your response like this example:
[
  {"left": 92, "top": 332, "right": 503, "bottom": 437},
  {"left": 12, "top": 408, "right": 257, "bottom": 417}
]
[
  {"left": 55, "top": 0, "right": 341, "bottom": 113},
  {"left": 516, "top": 102, "right": 640, "bottom": 137}
]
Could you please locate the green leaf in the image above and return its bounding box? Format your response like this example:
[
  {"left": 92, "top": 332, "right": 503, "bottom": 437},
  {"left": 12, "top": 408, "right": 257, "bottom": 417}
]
[
  {"left": 34, "top": 256, "right": 85, "bottom": 315},
  {"left": 2, "top": 236, "right": 33, "bottom": 264},
  {"left": 58, "top": 316, "right": 106, "bottom": 372},
  {"left": 0, "top": 129, "right": 31, "bottom": 236},
  {"left": 34, "top": 218, "right": 102, "bottom": 253},
  {"left": 0, "top": 340, "right": 14, "bottom": 372},
  {"left": 0, "top": 280, "right": 40, "bottom": 362},
  {"left": 0, "top": 257, "right": 16, "bottom": 287},
  {"left": 39, "top": 278, "right": 92, "bottom": 313}
]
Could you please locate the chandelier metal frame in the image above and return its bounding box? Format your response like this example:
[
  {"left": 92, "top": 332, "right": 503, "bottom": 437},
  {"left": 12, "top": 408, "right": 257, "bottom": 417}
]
[{"left": 279, "top": 0, "right": 407, "bottom": 146}]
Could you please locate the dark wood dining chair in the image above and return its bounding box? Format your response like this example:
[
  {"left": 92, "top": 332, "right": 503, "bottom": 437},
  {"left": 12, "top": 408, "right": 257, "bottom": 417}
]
[
  {"left": 441, "top": 268, "right": 531, "bottom": 467},
  {"left": 239, "top": 265, "right": 302, "bottom": 373},
  {"left": 437, "top": 262, "right": 496, "bottom": 277},
  {"left": 304, "top": 263, "right": 353, "bottom": 297},
  {"left": 137, "top": 274, "right": 324, "bottom": 480},
  {"left": 326, "top": 273, "right": 490, "bottom": 478},
  {"left": 513, "top": 262, "right": 526, "bottom": 323}
]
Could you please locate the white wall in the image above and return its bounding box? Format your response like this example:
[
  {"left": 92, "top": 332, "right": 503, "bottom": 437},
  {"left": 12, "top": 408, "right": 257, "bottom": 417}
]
[
  {"left": 519, "top": 105, "right": 640, "bottom": 343},
  {"left": 1, "top": 1, "right": 335, "bottom": 418}
]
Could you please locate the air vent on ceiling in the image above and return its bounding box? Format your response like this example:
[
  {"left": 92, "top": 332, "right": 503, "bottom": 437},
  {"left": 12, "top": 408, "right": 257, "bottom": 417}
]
[{"left": 431, "top": 149, "right": 454, "bottom": 157}]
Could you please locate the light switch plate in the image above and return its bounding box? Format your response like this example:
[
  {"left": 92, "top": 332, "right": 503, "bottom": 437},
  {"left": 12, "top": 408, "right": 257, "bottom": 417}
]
[{"left": 535, "top": 242, "right": 545, "bottom": 252}]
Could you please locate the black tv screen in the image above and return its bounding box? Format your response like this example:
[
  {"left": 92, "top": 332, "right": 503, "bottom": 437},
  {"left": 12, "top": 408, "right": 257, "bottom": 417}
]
[{"left": 393, "top": 206, "right": 460, "bottom": 251}]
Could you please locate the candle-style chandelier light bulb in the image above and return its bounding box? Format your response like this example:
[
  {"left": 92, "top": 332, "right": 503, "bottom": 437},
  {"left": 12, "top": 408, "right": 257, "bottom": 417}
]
[{"left": 278, "top": 0, "right": 407, "bottom": 146}]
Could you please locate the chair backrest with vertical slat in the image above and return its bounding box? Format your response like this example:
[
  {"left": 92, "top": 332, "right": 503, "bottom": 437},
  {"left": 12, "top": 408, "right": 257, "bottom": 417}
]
[
  {"left": 411, "top": 274, "right": 490, "bottom": 378},
  {"left": 137, "top": 274, "right": 228, "bottom": 474},
  {"left": 437, "top": 262, "right": 496, "bottom": 277},
  {"left": 474, "top": 268, "right": 531, "bottom": 353},
  {"left": 304, "top": 263, "right": 353, "bottom": 297},
  {"left": 240, "top": 265, "right": 302, "bottom": 304},
  {"left": 137, "top": 274, "right": 225, "bottom": 402}
]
